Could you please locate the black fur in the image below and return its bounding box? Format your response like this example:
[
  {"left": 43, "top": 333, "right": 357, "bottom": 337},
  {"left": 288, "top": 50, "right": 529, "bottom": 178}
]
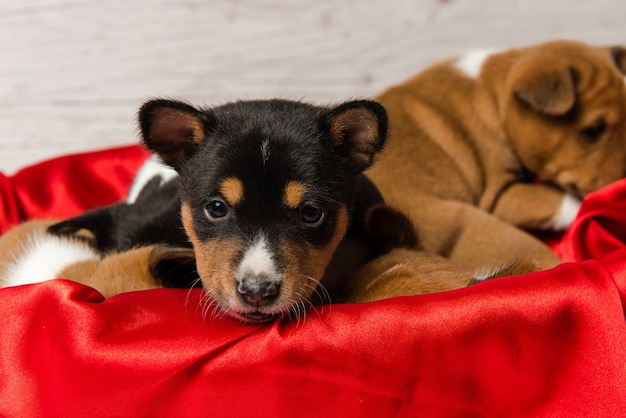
[
  {"left": 48, "top": 176, "right": 190, "bottom": 252},
  {"left": 141, "top": 99, "right": 388, "bottom": 265}
]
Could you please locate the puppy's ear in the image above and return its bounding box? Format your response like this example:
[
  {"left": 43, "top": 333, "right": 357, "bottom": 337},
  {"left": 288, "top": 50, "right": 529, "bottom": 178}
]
[
  {"left": 610, "top": 46, "right": 626, "bottom": 75},
  {"left": 509, "top": 55, "right": 576, "bottom": 116},
  {"left": 47, "top": 208, "right": 116, "bottom": 252},
  {"left": 324, "top": 100, "right": 388, "bottom": 171},
  {"left": 138, "top": 99, "right": 213, "bottom": 170},
  {"left": 149, "top": 246, "right": 199, "bottom": 288}
]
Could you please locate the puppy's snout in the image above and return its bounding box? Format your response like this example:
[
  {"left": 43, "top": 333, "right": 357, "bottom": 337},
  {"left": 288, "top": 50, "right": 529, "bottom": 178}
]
[{"left": 237, "top": 276, "right": 280, "bottom": 306}]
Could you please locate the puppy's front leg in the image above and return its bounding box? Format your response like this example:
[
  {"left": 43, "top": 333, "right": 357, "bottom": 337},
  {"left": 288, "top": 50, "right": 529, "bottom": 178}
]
[{"left": 491, "top": 183, "right": 581, "bottom": 231}]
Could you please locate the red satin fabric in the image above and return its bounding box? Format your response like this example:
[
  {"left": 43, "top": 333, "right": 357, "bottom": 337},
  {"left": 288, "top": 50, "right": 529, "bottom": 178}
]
[
  {"left": 1, "top": 146, "right": 625, "bottom": 417},
  {"left": 0, "top": 145, "right": 149, "bottom": 234},
  {"left": 553, "top": 177, "right": 626, "bottom": 262}
]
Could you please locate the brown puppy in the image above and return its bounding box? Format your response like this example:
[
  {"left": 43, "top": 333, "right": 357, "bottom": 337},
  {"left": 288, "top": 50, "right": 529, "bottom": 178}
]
[
  {"left": 0, "top": 220, "right": 196, "bottom": 298},
  {"left": 366, "top": 40, "right": 626, "bottom": 273},
  {"left": 345, "top": 205, "right": 539, "bottom": 303}
]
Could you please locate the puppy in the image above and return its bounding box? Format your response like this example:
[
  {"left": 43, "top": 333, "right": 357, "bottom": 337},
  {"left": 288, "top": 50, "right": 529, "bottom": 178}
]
[
  {"left": 48, "top": 134, "right": 482, "bottom": 314},
  {"left": 346, "top": 205, "right": 538, "bottom": 303},
  {"left": 0, "top": 220, "right": 197, "bottom": 298},
  {"left": 49, "top": 159, "right": 189, "bottom": 253},
  {"left": 131, "top": 98, "right": 390, "bottom": 323},
  {"left": 349, "top": 249, "right": 540, "bottom": 303},
  {"left": 366, "top": 40, "right": 626, "bottom": 274}
]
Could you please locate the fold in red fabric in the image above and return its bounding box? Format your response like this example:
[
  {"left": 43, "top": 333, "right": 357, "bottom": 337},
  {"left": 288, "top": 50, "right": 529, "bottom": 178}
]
[
  {"left": 554, "top": 177, "right": 626, "bottom": 262},
  {"left": 0, "top": 145, "right": 149, "bottom": 234},
  {"left": 0, "top": 146, "right": 625, "bottom": 417}
]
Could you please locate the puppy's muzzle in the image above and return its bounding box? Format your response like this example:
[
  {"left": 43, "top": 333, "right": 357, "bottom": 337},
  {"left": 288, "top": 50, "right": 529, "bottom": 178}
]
[{"left": 237, "top": 276, "right": 280, "bottom": 306}]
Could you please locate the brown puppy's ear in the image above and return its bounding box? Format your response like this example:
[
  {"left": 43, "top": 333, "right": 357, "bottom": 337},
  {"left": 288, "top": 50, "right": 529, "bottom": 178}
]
[
  {"left": 609, "top": 46, "right": 626, "bottom": 74},
  {"left": 324, "top": 100, "right": 388, "bottom": 171},
  {"left": 138, "top": 99, "right": 213, "bottom": 170},
  {"left": 509, "top": 55, "right": 576, "bottom": 116},
  {"left": 149, "top": 246, "right": 199, "bottom": 289}
]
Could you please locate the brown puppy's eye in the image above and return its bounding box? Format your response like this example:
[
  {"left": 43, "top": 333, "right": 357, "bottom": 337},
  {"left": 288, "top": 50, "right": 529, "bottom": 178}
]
[
  {"left": 299, "top": 203, "right": 325, "bottom": 226},
  {"left": 580, "top": 122, "right": 606, "bottom": 143},
  {"left": 204, "top": 199, "right": 229, "bottom": 220}
]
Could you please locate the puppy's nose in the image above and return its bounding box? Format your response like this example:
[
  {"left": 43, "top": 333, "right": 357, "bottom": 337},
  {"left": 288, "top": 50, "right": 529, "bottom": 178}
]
[{"left": 237, "top": 277, "right": 280, "bottom": 306}]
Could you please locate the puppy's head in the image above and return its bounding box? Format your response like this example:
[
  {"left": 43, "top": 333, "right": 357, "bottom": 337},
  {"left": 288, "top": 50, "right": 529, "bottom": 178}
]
[
  {"left": 139, "top": 98, "right": 388, "bottom": 323},
  {"left": 504, "top": 40, "right": 626, "bottom": 197}
]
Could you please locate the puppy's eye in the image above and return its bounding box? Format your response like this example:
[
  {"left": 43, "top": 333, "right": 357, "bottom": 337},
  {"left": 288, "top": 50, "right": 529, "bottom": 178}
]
[
  {"left": 204, "top": 199, "right": 229, "bottom": 220},
  {"left": 299, "top": 203, "right": 325, "bottom": 226},
  {"left": 580, "top": 122, "right": 606, "bottom": 143}
]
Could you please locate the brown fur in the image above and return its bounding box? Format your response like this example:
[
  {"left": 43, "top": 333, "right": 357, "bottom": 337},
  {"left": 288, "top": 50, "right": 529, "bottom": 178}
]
[
  {"left": 181, "top": 203, "right": 240, "bottom": 309},
  {"left": 328, "top": 106, "right": 383, "bottom": 167},
  {"left": 347, "top": 248, "right": 472, "bottom": 303},
  {"left": 284, "top": 181, "right": 307, "bottom": 209},
  {"left": 344, "top": 205, "right": 539, "bottom": 302},
  {"left": 347, "top": 248, "right": 542, "bottom": 303},
  {"left": 58, "top": 247, "right": 165, "bottom": 298},
  {"left": 219, "top": 177, "right": 244, "bottom": 207},
  {"left": 366, "top": 40, "right": 626, "bottom": 273}
]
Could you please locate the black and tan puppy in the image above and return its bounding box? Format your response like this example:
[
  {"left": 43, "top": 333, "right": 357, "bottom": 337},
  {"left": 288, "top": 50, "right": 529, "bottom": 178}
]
[
  {"left": 49, "top": 161, "right": 188, "bottom": 253},
  {"left": 136, "top": 98, "right": 389, "bottom": 323}
]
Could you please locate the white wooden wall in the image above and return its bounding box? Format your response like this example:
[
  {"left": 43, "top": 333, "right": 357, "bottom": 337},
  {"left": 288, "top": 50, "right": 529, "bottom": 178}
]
[{"left": 1, "top": 0, "right": 624, "bottom": 173}]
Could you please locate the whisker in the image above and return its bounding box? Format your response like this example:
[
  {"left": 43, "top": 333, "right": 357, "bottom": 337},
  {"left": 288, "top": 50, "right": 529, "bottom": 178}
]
[
  {"left": 285, "top": 297, "right": 300, "bottom": 327},
  {"left": 201, "top": 294, "right": 213, "bottom": 320},
  {"left": 208, "top": 303, "right": 227, "bottom": 321},
  {"left": 180, "top": 268, "right": 224, "bottom": 320},
  {"left": 288, "top": 290, "right": 316, "bottom": 327},
  {"left": 299, "top": 299, "right": 308, "bottom": 325},
  {"left": 292, "top": 299, "right": 304, "bottom": 327},
  {"left": 297, "top": 298, "right": 308, "bottom": 327},
  {"left": 285, "top": 307, "right": 294, "bottom": 325},
  {"left": 298, "top": 274, "right": 332, "bottom": 307},
  {"left": 184, "top": 277, "right": 203, "bottom": 308}
]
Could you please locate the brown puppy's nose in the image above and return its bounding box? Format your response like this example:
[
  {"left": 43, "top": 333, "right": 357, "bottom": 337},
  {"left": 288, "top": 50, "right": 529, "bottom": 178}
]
[{"left": 237, "top": 277, "right": 280, "bottom": 306}]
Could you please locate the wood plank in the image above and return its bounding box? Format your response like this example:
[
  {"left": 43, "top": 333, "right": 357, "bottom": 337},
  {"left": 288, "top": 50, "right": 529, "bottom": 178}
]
[{"left": 0, "top": 0, "right": 624, "bottom": 172}]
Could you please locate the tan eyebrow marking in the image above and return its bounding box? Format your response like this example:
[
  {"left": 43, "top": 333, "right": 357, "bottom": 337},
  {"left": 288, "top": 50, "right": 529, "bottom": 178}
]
[
  {"left": 219, "top": 177, "right": 244, "bottom": 206},
  {"left": 284, "top": 181, "right": 307, "bottom": 209}
]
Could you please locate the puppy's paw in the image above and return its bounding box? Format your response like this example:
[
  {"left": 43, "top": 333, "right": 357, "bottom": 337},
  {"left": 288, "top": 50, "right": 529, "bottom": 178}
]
[
  {"left": 347, "top": 249, "right": 472, "bottom": 303},
  {"left": 469, "top": 258, "right": 541, "bottom": 285},
  {"left": 538, "top": 193, "right": 581, "bottom": 231}
]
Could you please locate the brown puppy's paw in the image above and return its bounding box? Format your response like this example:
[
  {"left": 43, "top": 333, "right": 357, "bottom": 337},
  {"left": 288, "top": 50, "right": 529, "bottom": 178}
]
[
  {"left": 468, "top": 258, "right": 541, "bottom": 286},
  {"left": 347, "top": 248, "right": 473, "bottom": 303}
]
